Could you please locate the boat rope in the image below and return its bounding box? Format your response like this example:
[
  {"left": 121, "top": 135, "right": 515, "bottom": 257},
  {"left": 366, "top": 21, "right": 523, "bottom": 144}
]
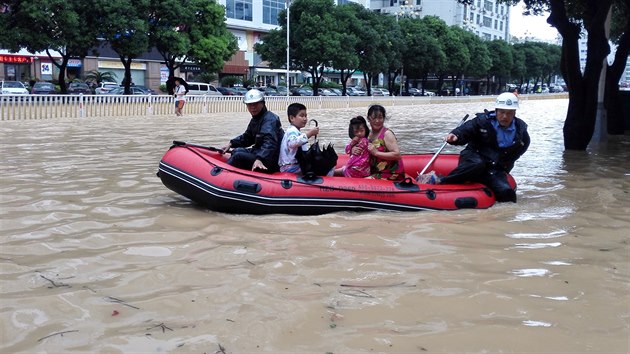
[{"left": 180, "top": 145, "right": 488, "bottom": 195}]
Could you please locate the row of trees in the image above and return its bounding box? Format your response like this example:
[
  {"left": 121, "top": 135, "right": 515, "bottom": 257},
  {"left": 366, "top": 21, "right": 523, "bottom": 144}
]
[
  {"left": 0, "top": 0, "right": 238, "bottom": 95},
  {"left": 1, "top": 0, "right": 627, "bottom": 149},
  {"left": 255, "top": 0, "right": 561, "bottom": 97},
  {"left": 256, "top": 0, "right": 629, "bottom": 150}
]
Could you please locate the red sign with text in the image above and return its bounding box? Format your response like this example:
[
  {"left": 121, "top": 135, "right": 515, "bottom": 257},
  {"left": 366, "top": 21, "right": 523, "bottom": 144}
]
[{"left": 0, "top": 55, "right": 32, "bottom": 64}]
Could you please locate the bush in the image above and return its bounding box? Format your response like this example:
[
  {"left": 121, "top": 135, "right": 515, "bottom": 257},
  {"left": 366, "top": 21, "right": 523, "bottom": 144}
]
[
  {"left": 220, "top": 76, "right": 240, "bottom": 87},
  {"left": 159, "top": 84, "right": 167, "bottom": 93}
]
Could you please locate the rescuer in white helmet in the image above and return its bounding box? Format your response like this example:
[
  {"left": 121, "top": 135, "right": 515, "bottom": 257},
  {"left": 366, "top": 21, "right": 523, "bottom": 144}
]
[
  {"left": 422, "top": 92, "right": 530, "bottom": 203},
  {"left": 222, "top": 89, "right": 284, "bottom": 172}
]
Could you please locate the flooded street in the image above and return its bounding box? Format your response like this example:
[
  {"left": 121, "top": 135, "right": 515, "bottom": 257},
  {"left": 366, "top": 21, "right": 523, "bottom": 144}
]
[{"left": 1, "top": 98, "right": 629, "bottom": 353}]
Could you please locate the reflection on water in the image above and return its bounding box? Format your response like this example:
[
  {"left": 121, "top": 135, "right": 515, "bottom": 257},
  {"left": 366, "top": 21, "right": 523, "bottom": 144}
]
[{"left": 1, "top": 99, "right": 629, "bottom": 353}]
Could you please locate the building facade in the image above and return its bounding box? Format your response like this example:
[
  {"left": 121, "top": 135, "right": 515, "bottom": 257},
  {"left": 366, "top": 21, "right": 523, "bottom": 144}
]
[
  {"left": 2, "top": 0, "right": 516, "bottom": 90},
  {"left": 370, "top": 0, "right": 511, "bottom": 41}
]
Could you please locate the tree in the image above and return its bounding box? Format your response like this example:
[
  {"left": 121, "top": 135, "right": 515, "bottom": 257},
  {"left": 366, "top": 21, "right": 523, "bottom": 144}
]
[
  {"left": 399, "top": 17, "right": 444, "bottom": 94},
  {"left": 451, "top": 26, "right": 490, "bottom": 94},
  {"left": 84, "top": 70, "right": 118, "bottom": 85},
  {"left": 458, "top": 0, "right": 629, "bottom": 149},
  {"left": 329, "top": 2, "right": 360, "bottom": 95},
  {"left": 487, "top": 40, "right": 514, "bottom": 93},
  {"left": 420, "top": 16, "right": 469, "bottom": 96},
  {"left": 0, "top": 0, "right": 105, "bottom": 93},
  {"left": 148, "top": 0, "right": 237, "bottom": 94},
  {"left": 99, "top": 0, "right": 150, "bottom": 94},
  {"left": 255, "top": 0, "right": 353, "bottom": 95}
]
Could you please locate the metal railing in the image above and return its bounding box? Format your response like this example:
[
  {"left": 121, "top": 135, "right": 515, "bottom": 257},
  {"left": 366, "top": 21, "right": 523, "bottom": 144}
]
[{"left": 1, "top": 93, "right": 566, "bottom": 120}]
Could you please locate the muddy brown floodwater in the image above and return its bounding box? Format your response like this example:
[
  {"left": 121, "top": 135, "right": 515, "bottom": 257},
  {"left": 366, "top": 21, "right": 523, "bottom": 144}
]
[{"left": 1, "top": 98, "right": 629, "bottom": 353}]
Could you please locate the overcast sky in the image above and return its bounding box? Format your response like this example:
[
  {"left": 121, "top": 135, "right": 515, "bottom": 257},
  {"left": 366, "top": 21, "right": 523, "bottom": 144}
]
[{"left": 509, "top": 2, "right": 559, "bottom": 41}]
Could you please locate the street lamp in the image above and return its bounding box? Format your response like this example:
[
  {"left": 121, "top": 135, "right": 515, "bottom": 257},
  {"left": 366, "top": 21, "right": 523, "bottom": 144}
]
[{"left": 286, "top": 0, "right": 291, "bottom": 98}]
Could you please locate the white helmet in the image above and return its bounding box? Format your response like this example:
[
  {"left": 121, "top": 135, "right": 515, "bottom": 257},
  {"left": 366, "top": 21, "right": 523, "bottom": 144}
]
[
  {"left": 243, "top": 89, "right": 265, "bottom": 104},
  {"left": 495, "top": 92, "right": 519, "bottom": 110}
]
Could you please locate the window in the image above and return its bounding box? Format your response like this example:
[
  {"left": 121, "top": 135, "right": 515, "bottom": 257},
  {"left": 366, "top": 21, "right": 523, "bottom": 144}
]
[
  {"left": 470, "top": 12, "right": 474, "bottom": 21},
  {"left": 263, "top": 0, "right": 283, "bottom": 25},
  {"left": 226, "top": 0, "right": 252, "bottom": 21},
  {"left": 484, "top": 0, "right": 492, "bottom": 11},
  {"left": 483, "top": 16, "right": 492, "bottom": 27},
  {"left": 483, "top": 33, "right": 491, "bottom": 40},
  {"left": 476, "top": 14, "right": 480, "bottom": 24},
  {"left": 500, "top": 21, "right": 503, "bottom": 31},
  {"left": 494, "top": 19, "right": 497, "bottom": 29}
]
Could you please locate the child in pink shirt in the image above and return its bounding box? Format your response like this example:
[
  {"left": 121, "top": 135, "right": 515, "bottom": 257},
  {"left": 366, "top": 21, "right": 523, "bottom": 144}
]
[{"left": 335, "top": 116, "right": 371, "bottom": 178}]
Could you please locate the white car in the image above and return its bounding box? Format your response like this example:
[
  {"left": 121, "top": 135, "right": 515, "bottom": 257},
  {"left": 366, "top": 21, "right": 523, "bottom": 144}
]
[
  {"left": 95, "top": 82, "right": 119, "bottom": 94},
  {"left": 372, "top": 88, "right": 390, "bottom": 96},
  {"left": 1, "top": 81, "right": 29, "bottom": 96}
]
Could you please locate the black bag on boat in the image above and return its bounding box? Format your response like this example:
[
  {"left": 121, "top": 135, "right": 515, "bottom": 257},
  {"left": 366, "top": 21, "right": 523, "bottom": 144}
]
[{"left": 295, "top": 120, "right": 338, "bottom": 176}]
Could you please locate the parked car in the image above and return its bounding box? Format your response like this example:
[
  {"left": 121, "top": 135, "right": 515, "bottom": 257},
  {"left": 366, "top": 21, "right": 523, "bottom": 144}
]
[
  {"left": 1, "top": 80, "right": 30, "bottom": 96},
  {"left": 95, "top": 82, "right": 119, "bottom": 94},
  {"left": 291, "top": 87, "right": 314, "bottom": 96},
  {"left": 403, "top": 88, "right": 423, "bottom": 96},
  {"left": 346, "top": 87, "right": 366, "bottom": 96},
  {"left": 317, "top": 88, "right": 337, "bottom": 96},
  {"left": 329, "top": 88, "right": 342, "bottom": 96},
  {"left": 186, "top": 82, "right": 222, "bottom": 96},
  {"left": 106, "top": 87, "right": 153, "bottom": 95},
  {"left": 133, "top": 85, "right": 157, "bottom": 95},
  {"left": 371, "top": 88, "right": 390, "bottom": 96},
  {"left": 31, "top": 82, "right": 57, "bottom": 95},
  {"left": 422, "top": 90, "right": 436, "bottom": 96},
  {"left": 217, "top": 87, "right": 238, "bottom": 96},
  {"left": 261, "top": 87, "right": 280, "bottom": 96},
  {"left": 67, "top": 82, "right": 92, "bottom": 95},
  {"left": 232, "top": 87, "right": 248, "bottom": 95}
]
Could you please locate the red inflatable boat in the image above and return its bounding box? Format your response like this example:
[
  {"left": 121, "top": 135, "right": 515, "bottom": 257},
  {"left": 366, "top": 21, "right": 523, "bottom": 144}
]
[{"left": 157, "top": 141, "right": 516, "bottom": 215}]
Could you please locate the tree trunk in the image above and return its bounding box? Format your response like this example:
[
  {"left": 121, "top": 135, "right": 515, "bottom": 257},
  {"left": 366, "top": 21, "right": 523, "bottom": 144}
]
[
  {"left": 121, "top": 56, "right": 133, "bottom": 95},
  {"left": 48, "top": 50, "right": 70, "bottom": 94},
  {"left": 604, "top": 20, "right": 630, "bottom": 135},
  {"left": 363, "top": 72, "right": 373, "bottom": 95},
  {"left": 437, "top": 74, "right": 445, "bottom": 96},
  {"left": 421, "top": 74, "right": 428, "bottom": 95}
]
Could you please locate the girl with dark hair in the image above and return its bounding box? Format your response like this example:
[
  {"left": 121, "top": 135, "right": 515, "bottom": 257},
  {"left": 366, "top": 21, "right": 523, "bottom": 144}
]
[
  {"left": 364, "top": 104, "right": 405, "bottom": 180},
  {"left": 334, "top": 116, "right": 371, "bottom": 178}
]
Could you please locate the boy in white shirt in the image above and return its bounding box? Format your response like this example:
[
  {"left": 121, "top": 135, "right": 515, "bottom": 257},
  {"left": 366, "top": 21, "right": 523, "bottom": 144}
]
[{"left": 278, "top": 103, "right": 319, "bottom": 173}]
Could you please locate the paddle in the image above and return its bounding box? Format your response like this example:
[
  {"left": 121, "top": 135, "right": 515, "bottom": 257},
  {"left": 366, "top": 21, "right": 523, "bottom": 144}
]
[
  {"left": 172, "top": 140, "right": 225, "bottom": 153},
  {"left": 419, "top": 114, "right": 469, "bottom": 175}
]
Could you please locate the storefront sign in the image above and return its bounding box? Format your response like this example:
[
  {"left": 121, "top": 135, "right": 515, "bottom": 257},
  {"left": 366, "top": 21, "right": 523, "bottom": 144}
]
[
  {"left": 231, "top": 30, "right": 247, "bottom": 51},
  {"left": 68, "top": 59, "right": 82, "bottom": 67},
  {"left": 180, "top": 65, "right": 201, "bottom": 73},
  {"left": 0, "top": 55, "right": 32, "bottom": 63},
  {"left": 98, "top": 60, "right": 146, "bottom": 70},
  {"left": 160, "top": 66, "right": 169, "bottom": 82},
  {"left": 41, "top": 62, "right": 53, "bottom": 75}
]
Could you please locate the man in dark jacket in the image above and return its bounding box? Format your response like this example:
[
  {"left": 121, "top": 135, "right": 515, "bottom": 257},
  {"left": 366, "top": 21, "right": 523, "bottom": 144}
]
[
  {"left": 439, "top": 92, "right": 530, "bottom": 202},
  {"left": 222, "top": 89, "right": 284, "bottom": 172}
]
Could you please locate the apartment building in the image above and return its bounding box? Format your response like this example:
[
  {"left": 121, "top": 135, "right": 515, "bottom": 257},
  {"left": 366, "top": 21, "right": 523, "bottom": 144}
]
[{"left": 370, "top": 0, "right": 511, "bottom": 41}]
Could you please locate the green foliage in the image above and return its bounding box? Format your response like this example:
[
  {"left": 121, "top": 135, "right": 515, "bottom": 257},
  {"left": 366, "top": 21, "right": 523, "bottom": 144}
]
[
  {"left": 187, "top": 0, "right": 239, "bottom": 74},
  {"left": 255, "top": 0, "right": 349, "bottom": 94},
  {"left": 400, "top": 17, "right": 445, "bottom": 78},
  {"left": 84, "top": 70, "right": 118, "bottom": 84},
  {"left": 221, "top": 76, "right": 241, "bottom": 87},
  {"left": 0, "top": 0, "right": 105, "bottom": 93},
  {"left": 243, "top": 79, "right": 257, "bottom": 88}
]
